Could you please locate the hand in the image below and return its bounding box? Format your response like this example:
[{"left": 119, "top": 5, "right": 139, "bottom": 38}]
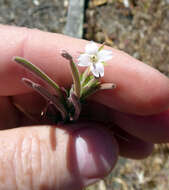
[{"left": 0, "top": 24, "right": 169, "bottom": 190}]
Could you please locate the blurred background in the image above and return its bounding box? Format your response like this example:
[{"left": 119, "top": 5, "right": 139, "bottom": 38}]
[{"left": 0, "top": 0, "right": 169, "bottom": 189}]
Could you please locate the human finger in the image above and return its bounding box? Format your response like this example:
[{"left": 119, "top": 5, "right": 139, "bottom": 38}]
[
  {"left": 112, "top": 109, "right": 169, "bottom": 143},
  {"left": 112, "top": 125, "right": 154, "bottom": 159},
  {"left": 0, "top": 96, "right": 19, "bottom": 130},
  {"left": 0, "top": 25, "right": 169, "bottom": 115},
  {"left": 77, "top": 101, "right": 169, "bottom": 143},
  {"left": 7, "top": 95, "right": 169, "bottom": 144},
  {"left": 0, "top": 122, "right": 118, "bottom": 190}
]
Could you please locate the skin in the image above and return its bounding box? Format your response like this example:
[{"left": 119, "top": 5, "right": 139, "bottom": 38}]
[{"left": 0, "top": 24, "right": 169, "bottom": 190}]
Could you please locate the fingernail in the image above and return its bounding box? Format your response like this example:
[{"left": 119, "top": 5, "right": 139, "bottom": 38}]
[{"left": 75, "top": 126, "right": 118, "bottom": 186}]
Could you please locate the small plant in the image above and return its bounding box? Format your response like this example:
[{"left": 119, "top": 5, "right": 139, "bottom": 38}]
[{"left": 14, "top": 41, "right": 116, "bottom": 124}]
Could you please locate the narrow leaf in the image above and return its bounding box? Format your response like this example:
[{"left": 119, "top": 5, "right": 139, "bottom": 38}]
[
  {"left": 81, "top": 67, "right": 91, "bottom": 86},
  {"left": 68, "top": 92, "right": 81, "bottom": 121},
  {"left": 82, "top": 78, "right": 99, "bottom": 92},
  {"left": 81, "top": 86, "right": 99, "bottom": 100},
  {"left": 14, "top": 56, "right": 62, "bottom": 97},
  {"left": 81, "top": 78, "right": 100, "bottom": 99},
  {"left": 82, "top": 75, "right": 94, "bottom": 87},
  {"left": 98, "top": 42, "right": 105, "bottom": 51},
  {"left": 61, "top": 51, "right": 81, "bottom": 98},
  {"left": 22, "top": 78, "right": 67, "bottom": 120},
  {"left": 99, "top": 83, "right": 116, "bottom": 90}
]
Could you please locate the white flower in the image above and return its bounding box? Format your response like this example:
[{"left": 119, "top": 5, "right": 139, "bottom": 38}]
[{"left": 77, "top": 41, "right": 113, "bottom": 77}]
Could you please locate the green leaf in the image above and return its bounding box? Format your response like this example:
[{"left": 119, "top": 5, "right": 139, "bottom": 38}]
[
  {"left": 81, "top": 78, "right": 100, "bottom": 99},
  {"left": 98, "top": 42, "right": 105, "bottom": 51},
  {"left": 14, "top": 56, "right": 62, "bottom": 97},
  {"left": 82, "top": 75, "right": 94, "bottom": 87},
  {"left": 61, "top": 51, "right": 81, "bottom": 98},
  {"left": 70, "top": 60, "right": 81, "bottom": 98},
  {"left": 81, "top": 67, "right": 91, "bottom": 86}
]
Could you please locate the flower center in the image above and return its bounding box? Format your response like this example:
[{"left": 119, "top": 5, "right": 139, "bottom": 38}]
[{"left": 90, "top": 55, "right": 98, "bottom": 64}]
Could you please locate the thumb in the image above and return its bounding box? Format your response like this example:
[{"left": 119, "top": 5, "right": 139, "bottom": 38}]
[{"left": 0, "top": 122, "right": 118, "bottom": 190}]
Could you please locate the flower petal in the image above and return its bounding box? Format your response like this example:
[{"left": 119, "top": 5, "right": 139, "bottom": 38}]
[
  {"left": 98, "top": 50, "right": 113, "bottom": 62},
  {"left": 91, "top": 62, "right": 104, "bottom": 78},
  {"left": 77, "top": 54, "right": 91, "bottom": 66},
  {"left": 85, "top": 41, "right": 98, "bottom": 55}
]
